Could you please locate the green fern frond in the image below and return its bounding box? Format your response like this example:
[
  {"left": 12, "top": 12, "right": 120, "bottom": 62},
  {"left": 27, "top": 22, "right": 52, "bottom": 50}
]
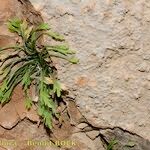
[{"left": 0, "top": 18, "right": 78, "bottom": 129}]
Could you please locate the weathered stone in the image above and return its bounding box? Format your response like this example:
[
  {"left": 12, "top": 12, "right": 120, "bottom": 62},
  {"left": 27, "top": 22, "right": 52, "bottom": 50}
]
[
  {"left": 0, "top": 126, "right": 5, "bottom": 136},
  {"left": 100, "top": 128, "right": 150, "bottom": 150},
  {"left": 0, "top": 102, "right": 20, "bottom": 129},
  {"left": 0, "top": 0, "right": 42, "bottom": 34},
  {"left": 66, "top": 100, "right": 83, "bottom": 125},
  {"left": 0, "top": 147, "right": 7, "bottom": 150},
  {"left": 71, "top": 132, "right": 104, "bottom": 150},
  {"left": 76, "top": 123, "right": 88, "bottom": 129},
  {"left": 93, "top": 137, "right": 105, "bottom": 150},
  {"left": 0, "top": 119, "right": 53, "bottom": 150},
  {"left": 52, "top": 120, "right": 73, "bottom": 140},
  {"left": 85, "top": 130, "right": 100, "bottom": 140},
  {"left": 30, "top": 0, "right": 150, "bottom": 141},
  {"left": 33, "top": 147, "right": 61, "bottom": 150},
  {"left": 12, "top": 86, "right": 40, "bottom": 123}
]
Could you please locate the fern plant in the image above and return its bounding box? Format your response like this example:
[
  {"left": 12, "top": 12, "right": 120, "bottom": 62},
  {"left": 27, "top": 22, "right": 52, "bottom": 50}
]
[{"left": 0, "top": 18, "right": 78, "bottom": 129}]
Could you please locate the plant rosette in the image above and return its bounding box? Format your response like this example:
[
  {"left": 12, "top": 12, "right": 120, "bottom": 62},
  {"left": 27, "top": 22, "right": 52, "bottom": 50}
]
[{"left": 0, "top": 18, "right": 79, "bottom": 129}]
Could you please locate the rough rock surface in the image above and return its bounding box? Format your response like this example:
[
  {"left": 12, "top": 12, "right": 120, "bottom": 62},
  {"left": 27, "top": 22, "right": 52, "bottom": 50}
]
[
  {"left": 70, "top": 132, "right": 105, "bottom": 150},
  {"left": 1, "top": 0, "right": 150, "bottom": 149},
  {"left": 0, "top": 119, "right": 59, "bottom": 150},
  {"left": 30, "top": 0, "right": 150, "bottom": 141},
  {"left": 100, "top": 127, "right": 150, "bottom": 150},
  {"left": 0, "top": 0, "right": 43, "bottom": 34},
  {"left": 0, "top": 102, "right": 20, "bottom": 129}
]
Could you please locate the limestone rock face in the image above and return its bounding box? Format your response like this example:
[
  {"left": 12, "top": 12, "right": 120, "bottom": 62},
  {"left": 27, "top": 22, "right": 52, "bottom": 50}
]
[
  {"left": 1, "top": 0, "right": 150, "bottom": 149},
  {"left": 0, "top": 0, "right": 42, "bottom": 35},
  {"left": 0, "top": 102, "right": 20, "bottom": 129},
  {"left": 30, "top": 0, "right": 150, "bottom": 140}
]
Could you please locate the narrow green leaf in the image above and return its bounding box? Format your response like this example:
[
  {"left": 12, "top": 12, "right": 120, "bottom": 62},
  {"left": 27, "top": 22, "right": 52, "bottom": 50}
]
[
  {"left": 107, "top": 139, "right": 118, "bottom": 150},
  {"left": 68, "top": 57, "right": 79, "bottom": 64},
  {"left": 38, "top": 104, "right": 44, "bottom": 116},
  {"left": 36, "top": 23, "right": 50, "bottom": 31},
  {"left": 48, "top": 31, "right": 65, "bottom": 41},
  {"left": 20, "top": 20, "right": 28, "bottom": 32},
  {"left": 53, "top": 80, "right": 61, "bottom": 97},
  {"left": 25, "top": 97, "right": 33, "bottom": 110},
  {"left": 24, "top": 26, "right": 33, "bottom": 40},
  {"left": 0, "top": 46, "right": 23, "bottom": 52},
  {"left": 38, "top": 104, "right": 53, "bottom": 129},
  {"left": 7, "top": 18, "right": 22, "bottom": 34},
  {"left": 44, "top": 110, "right": 52, "bottom": 129},
  {"left": 22, "top": 66, "right": 34, "bottom": 91},
  {"left": 8, "top": 18, "right": 22, "bottom": 28},
  {"left": 46, "top": 44, "right": 76, "bottom": 56}
]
